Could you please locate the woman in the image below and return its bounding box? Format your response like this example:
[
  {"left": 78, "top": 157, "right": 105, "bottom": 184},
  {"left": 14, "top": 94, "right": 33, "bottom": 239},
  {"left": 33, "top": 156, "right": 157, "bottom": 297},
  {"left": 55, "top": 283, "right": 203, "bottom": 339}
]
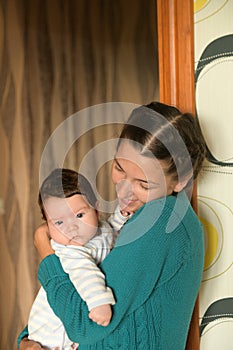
[{"left": 19, "top": 101, "right": 206, "bottom": 350}]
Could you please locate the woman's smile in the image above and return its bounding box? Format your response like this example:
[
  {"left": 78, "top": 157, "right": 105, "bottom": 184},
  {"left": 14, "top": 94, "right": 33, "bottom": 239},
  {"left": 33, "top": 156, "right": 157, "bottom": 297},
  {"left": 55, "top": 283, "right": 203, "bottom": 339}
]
[
  {"left": 111, "top": 140, "right": 179, "bottom": 213},
  {"left": 118, "top": 196, "right": 139, "bottom": 211}
]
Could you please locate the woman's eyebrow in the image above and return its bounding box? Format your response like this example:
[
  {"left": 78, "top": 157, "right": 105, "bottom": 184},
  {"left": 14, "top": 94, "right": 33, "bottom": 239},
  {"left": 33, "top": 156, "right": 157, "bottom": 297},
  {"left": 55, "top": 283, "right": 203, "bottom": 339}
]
[
  {"left": 140, "top": 178, "right": 159, "bottom": 186},
  {"left": 114, "top": 157, "right": 159, "bottom": 186},
  {"left": 114, "top": 157, "right": 124, "bottom": 170}
]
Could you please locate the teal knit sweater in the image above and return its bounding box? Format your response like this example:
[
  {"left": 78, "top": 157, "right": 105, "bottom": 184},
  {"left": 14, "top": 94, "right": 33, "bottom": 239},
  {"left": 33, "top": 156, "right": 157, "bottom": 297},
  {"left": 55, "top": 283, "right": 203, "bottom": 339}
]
[{"left": 18, "top": 194, "right": 204, "bottom": 349}]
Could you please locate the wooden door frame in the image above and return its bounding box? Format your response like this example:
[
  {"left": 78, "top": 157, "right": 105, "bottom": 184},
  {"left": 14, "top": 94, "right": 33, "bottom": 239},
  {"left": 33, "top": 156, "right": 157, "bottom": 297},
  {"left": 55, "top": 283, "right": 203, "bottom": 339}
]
[{"left": 157, "top": 1, "right": 200, "bottom": 349}]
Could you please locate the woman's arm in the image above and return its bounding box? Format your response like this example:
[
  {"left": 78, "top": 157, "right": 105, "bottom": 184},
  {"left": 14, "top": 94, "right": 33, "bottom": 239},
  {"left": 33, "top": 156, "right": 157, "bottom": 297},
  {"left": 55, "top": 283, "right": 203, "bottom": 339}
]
[
  {"left": 24, "top": 199, "right": 182, "bottom": 346},
  {"left": 37, "top": 208, "right": 170, "bottom": 345}
]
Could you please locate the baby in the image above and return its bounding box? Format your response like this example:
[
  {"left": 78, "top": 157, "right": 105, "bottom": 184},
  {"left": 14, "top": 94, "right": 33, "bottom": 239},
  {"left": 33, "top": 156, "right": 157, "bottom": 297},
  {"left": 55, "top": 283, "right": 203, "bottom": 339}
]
[{"left": 28, "top": 168, "right": 128, "bottom": 350}]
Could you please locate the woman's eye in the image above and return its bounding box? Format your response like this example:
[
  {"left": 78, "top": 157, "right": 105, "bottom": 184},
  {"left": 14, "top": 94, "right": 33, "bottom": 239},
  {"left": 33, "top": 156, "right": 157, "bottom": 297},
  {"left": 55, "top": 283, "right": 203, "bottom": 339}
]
[
  {"left": 140, "top": 183, "right": 159, "bottom": 191},
  {"left": 140, "top": 183, "right": 149, "bottom": 190},
  {"left": 114, "top": 163, "right": 123, "bottom": 172},
  {"left": 55, "top": 220, "right": 63, "bottom": 226},
  {"left": 76, "top": 213, "right": 84, "bottom": 218}
]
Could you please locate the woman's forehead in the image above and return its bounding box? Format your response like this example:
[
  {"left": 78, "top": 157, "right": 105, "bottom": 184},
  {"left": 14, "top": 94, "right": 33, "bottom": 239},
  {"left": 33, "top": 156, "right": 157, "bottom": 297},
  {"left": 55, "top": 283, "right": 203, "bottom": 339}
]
[
  {"left": 116, "top": 140, "right": 166, "bottom": 177},
  {"left": 117, "top": 140, "right": 156, "bottom": 164}
]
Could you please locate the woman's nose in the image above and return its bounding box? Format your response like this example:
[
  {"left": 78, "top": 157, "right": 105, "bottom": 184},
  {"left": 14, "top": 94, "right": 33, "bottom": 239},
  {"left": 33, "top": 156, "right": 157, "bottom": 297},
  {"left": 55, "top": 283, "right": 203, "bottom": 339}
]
[{"left": 116, "top": 179, "right": 133, "bottom": 198}]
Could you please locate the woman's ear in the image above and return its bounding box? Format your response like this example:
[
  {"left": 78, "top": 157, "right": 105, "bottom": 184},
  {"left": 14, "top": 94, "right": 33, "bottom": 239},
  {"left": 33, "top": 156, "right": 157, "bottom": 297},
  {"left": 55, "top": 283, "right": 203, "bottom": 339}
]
[{"left": 173, "top": 174, "right": 193, "bottom": 193}]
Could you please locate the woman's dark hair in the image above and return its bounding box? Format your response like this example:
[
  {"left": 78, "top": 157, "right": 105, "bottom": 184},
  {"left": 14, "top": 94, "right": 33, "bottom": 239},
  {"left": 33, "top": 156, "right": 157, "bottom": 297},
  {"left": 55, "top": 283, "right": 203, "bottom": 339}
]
[
  {"left": 118, "top": 101, "right": 206, "bottom": 182},
  {"left": 38, "top": 168, "right": 97, "bottom": 220}
]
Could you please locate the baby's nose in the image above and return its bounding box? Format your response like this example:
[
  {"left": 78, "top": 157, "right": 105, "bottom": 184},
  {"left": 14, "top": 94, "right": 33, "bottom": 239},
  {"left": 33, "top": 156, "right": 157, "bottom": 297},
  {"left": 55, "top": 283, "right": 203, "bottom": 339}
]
[{"left": 64, "top": 217, "right": 79, "bottom": 230}]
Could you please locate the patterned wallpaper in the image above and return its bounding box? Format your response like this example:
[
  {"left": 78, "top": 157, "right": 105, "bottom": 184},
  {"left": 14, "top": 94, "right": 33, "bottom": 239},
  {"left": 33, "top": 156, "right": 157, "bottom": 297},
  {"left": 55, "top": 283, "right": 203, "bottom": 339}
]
[{"left": 194, "top": 0, "right": 233, "bottom": 348}]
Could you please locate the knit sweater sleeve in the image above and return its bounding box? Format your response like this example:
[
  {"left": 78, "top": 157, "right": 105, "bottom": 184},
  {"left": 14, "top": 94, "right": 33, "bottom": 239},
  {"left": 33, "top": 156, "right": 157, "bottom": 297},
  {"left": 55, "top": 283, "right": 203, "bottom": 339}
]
[
  {"left": 38, "top": 241, "right": 160, "bottom": 344},
  {"left": 37, "top": 197, "right": 195, "bottom": 345}
]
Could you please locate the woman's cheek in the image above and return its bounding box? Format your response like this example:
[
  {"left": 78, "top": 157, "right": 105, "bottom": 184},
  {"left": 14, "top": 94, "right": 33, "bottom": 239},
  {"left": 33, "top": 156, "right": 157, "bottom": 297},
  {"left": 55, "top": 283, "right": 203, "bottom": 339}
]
[{"left": 111, "top": 168, "right": 121, "bottom": 185}]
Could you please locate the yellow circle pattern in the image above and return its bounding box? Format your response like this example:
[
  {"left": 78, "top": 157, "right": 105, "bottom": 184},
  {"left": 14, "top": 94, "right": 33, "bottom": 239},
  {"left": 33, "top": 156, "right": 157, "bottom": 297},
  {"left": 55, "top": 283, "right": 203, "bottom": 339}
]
[
  {"left": 194, "top": 0, "right": 209, "bottom": 13},
  {"left": 200, "top": 216, "right": 219, "bottom": 270}
]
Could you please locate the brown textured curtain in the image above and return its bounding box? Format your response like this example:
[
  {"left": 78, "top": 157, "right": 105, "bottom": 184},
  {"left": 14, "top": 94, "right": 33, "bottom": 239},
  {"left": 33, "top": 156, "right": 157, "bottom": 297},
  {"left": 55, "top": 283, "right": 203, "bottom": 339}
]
[{"left": 0, "top": 0, "right": 158, "bottom": 348}]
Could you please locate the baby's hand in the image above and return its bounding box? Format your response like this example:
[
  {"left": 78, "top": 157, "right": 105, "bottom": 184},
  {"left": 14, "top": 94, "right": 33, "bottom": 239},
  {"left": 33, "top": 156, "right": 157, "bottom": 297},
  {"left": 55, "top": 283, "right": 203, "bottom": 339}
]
[
  {"left": 89, "top": 304, "right": 112, "bottom": 326},
  {"left": 120, "top": 209, "right": 131, "bottom": 217}
]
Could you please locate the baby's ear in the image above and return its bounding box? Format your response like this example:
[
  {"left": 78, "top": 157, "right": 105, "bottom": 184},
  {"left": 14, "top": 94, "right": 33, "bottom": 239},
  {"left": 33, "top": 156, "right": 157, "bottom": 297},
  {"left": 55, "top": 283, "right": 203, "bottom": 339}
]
[{"left": 95, "top": 200, "right": 101, "bottom": 219}]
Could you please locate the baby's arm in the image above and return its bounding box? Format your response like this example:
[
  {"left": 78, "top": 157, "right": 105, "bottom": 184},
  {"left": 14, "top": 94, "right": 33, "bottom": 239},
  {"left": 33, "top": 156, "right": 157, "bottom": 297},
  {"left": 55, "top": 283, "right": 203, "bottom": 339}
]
[
  {"left": 83, "top": 206, "right": 130, "bottom": 325},
  {"left": 53, "top": 242, "right": 115, "bottom": 326}
]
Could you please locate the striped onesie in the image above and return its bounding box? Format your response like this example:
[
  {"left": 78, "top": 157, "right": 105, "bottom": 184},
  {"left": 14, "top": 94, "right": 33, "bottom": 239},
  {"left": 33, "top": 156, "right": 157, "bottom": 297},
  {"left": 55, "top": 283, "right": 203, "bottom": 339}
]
[{"left": 28, "top": 206, "right": 128, "bottom": 350}]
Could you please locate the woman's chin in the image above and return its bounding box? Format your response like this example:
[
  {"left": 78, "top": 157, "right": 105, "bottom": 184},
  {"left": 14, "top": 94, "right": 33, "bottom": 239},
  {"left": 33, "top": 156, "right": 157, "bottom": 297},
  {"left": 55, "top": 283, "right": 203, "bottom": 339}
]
[{"left": 119, "top": 200, "right": 142, "bottom": 213}]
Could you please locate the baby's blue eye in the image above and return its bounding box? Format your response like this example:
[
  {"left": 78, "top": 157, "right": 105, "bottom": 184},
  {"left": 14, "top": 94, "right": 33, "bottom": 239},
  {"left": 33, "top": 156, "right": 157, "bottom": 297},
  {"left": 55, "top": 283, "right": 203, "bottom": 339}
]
[
  {"left": 76, "top": 213, "right": 84, "bottom": 218},
  {"left": 55, "top": 220, "right": 63, "bottom": 226}
]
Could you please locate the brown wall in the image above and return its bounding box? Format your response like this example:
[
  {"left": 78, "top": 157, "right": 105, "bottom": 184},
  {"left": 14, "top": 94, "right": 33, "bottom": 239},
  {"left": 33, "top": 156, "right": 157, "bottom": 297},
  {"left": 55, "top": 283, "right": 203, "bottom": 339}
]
[{"left": 0, "top": 0, "right": 158, "bottom": 348}]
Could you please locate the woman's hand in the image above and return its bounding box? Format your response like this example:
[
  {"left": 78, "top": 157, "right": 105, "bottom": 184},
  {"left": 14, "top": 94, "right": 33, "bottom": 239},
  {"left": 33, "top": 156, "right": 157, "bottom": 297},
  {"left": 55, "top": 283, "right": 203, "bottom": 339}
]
[
  {"left": 19, "top": 337, "right": 59, "bottom": 349},
  {"left": 34, "top": 223, "right": 55, "bottom": 259},
  {"left": 19, "top": 337, "right": 60, "bottom": 350},
  {"left": 19, "top": 337, "right": 42, "bottom": 349}
]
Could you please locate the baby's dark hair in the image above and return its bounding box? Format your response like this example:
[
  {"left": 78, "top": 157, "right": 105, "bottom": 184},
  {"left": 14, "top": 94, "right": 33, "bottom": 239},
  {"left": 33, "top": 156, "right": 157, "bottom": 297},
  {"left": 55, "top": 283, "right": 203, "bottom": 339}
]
[
  {"left": 38, "top": 168, "right": 97, "bottom": 220},
  {"left": 118, "top": 101, "right": 206, "bottom": 182}
]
